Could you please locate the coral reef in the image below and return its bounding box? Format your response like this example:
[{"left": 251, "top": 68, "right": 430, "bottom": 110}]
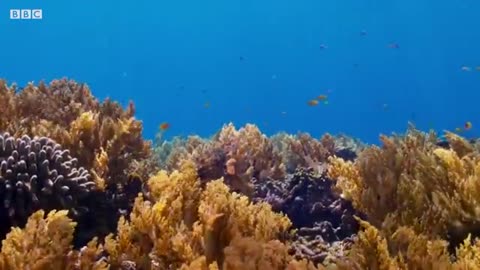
[
  {"left": 5, "top": 78, "right": 480, "bottom": 269},
  {"left": 328, "top": 127, "right": 480, "bottom": 244},
  {"left": 0, "top": 161, "right": 298, "bottom": 269},
  {"left": 155, "top": 124, "right": 361, "bottom": 186},
  {"left": 253, "top": 167, "right": 360, "bottom": 265},
  {"left": 157, "top": 123, "right": 286, "bottom": 183},
  {"left": 336, "top": 219, "right": 480, "bottom": 270},
  {"left": 0, "top": 79, "right": 155, "bottom": 247},
  {"left": 0, "top": 209, "right": 108, "bottom": 270},
  {"left": 0, "top": 158, "right": 333, "bottom": 269},
  {"left": 0, "top": 78, "right": 155, "bottom": 188},
  {"left": 0, "top": 133, "right": 95, "bottom": 239}
]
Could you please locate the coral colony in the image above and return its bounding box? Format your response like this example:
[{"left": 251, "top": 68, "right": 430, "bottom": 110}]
[{"left": 0, "top": 78, "right": 480, "bottom": 269}]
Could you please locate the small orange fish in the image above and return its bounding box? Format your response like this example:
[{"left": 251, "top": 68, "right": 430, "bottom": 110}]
[
  {"left": 308, "top": 99, "right": 319, "bottom": 106},
  {"left": 465, "top": 121, "right": 472, "bottom": 130},
  {"left": 159, "top": 122, "right": 170, "bottom": 131},
  {"left": 317, "top": 95, "right": 328, "bottom": 101}
]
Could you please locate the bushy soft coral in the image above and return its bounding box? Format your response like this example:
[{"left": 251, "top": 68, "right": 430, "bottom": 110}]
[
  {"left": 0, "top": 79, "right": 156, "bottom": 247},
  {"left": 0, "top": 78, "right": 154, "bottom": 189},
  {"left": 156, "top": 125, "right": 363, "bottom": 188},
  {"left": 272, "top": 133, "right": 335, "bottom": 174},
  {"left": 328, "top": 126, "right": 480, "bottom": 248},
  {"left": 0, "top": 209, "right": 108, "bottom": 270},
  {"left": 103, "top": 160, "right": 292, "bottom": 269},
  {"left": 337, "top": 219, "right": 480, "bottom": 270},
  {"left": 155, "top": 123, "right": 286, "bottom": 183}
]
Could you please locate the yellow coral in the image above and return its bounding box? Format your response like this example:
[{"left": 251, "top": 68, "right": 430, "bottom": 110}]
[
  {"left": 66, "top": 237, "right": 109, "bottom": 270},
  {"left": 222, "top": 237, "right": 290, "bottom": 270},
  {"left": 147, "top": 160, "right": 202, "bottom": 227},
  {"left": 102, "top": 160, "right": 292, "bottom": 268},
  {"left": 0, "top": 210, "right": 108, "bottom": 270},
  {"left": 327, "top": 127, "right": 480, "bottom": 240},
  {"left": 198, "top": 179, "right": 292, "bottom": 242},
  {"left": 328, "top": 157, "right": 363, "bottom": 203}
]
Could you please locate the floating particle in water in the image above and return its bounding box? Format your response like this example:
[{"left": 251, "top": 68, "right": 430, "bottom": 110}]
[
  {"left": 239, "top": 56, "right": 245, "bottom": 61},
  {"left": 319, "top": 44, "right": 328, "bottom": 50},
  {"left": 388, "top": 43, "right": 400, "bottom": 49},
  {"left": 461, "top": 66, "right": 472, "bottom": 72},
  {"left": 271, "top": 74, "right": 277, "bottom": 80},
  {"left": 360, "top": 30, "right": 368, "bottom": 36},
  {"left": 204, "top": 101, "right": 210, "bottom": 108}
]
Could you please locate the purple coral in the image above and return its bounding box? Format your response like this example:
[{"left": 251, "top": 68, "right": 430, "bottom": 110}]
[
  {"left": 0, "top": 133, "right": 95, "bottom": 235},
  {"left": 253, "top": 168, "right": 362, "bottom": 264}
]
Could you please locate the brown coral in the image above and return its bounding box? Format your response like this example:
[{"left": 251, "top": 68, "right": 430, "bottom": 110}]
[
  {"left": 0, "top": 78, "right": 154, "bottom": 189},
  {"left": 328, "top": 126, "right": 480, "bottom": 246},
  {"left": 272, "top": 132, "right": 336, "bottom": 174},
  {"left": 337, "top": 219, "right": 480, "bottom": 270},
  {"left": 103, "top": 160, "right": 292, "bottom": 269},
  {"left": 156, "top": 123, "right": 286, "bottom": 184},
  {"left": 0, "top": 209, "right": 108, "bottom": 270}
]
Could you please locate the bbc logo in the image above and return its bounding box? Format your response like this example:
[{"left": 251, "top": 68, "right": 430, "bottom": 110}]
[{"left": 10, "top": 9, "right": 43, "bottom": 20}]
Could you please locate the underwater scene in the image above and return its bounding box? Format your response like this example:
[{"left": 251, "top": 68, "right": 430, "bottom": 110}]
[{"left": 1, "top": 0, "right": 480, "bottom": 269}]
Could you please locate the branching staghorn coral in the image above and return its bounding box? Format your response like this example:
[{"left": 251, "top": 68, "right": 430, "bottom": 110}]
[
  {"left": 328, "top": 126, "right": 480, "bottom": 246},
  {"left": 0, "top": 133, "right": 95, "bottom": 240}
]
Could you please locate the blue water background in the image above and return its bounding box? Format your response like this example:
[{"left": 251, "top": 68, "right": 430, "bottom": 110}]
[{"left": 0, "top": 0, "right": 479, "bottom": 144}]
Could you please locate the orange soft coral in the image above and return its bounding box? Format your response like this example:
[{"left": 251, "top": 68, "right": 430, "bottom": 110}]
[
  {"left": 0, "top": 210, "right": 108, "bottom": 270},
  {"left": 0, "top": 79, "right": 155, "bottom": 189},
  {"left": 102, "top": 160, "right": 292, "bottom": 269},
  {"left": 328, "top": 126, "right": 480, "bottom": 248}
]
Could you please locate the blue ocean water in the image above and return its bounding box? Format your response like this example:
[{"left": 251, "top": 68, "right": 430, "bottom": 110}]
[{"left": 0, "top": 0, "right": 479, "bottom": 143}]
